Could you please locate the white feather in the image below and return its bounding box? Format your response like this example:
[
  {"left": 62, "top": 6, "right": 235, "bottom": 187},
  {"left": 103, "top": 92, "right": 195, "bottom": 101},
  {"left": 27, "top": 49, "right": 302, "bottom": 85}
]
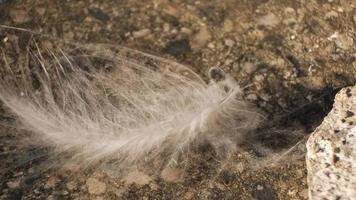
[{"left": 0, "top": 41, "right": 263, "bottom": 168}]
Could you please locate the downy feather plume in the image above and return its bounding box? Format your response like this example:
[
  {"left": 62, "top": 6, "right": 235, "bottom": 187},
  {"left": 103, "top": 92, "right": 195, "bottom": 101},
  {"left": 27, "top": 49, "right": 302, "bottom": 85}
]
[{"left": 0, "top": 30, "right": 264, "bottom": 170}]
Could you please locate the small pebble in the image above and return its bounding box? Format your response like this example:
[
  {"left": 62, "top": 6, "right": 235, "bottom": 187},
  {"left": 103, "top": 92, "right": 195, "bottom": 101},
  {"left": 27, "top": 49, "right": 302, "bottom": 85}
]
[
  {"left": 191, "top": 26, "right": 211, "bottom": 49},
  {"left": 86, "top": 178, "right": 106, "bottom": 195},
  {"left": 161, "top": 167, "right": 183, "bottom": 182},
  {"left": 132, "top": 29, "right": 151, "bottom": 38},
  {"left": 66, "top": 181, "right": 77, "bottom": 191},
  {"left": 242, "top": 62, "right": 258, "bottom": 74},
  {"left": 325, "top": 11, "right": 338, "bottom": 19},
  {"left": 6, "top": 180, "right": 20, "bottom": 189},
  {"left": 257, "top": 13, "right": 280, "bottom": 27},
  {"left": 9, "top": 9, "right": 31, "bottom": 24},
  {"left": 224, "top": 39, "right": 234, "bottom": 47},
  {"left": 246, "top": 94, "right": 258, "bottom": 101},
  {"left": 123, "top": 171, "right": 152, "bottom": 186},
  {"left": 223, "top": 19, "right": 234, "bottom": 32}
]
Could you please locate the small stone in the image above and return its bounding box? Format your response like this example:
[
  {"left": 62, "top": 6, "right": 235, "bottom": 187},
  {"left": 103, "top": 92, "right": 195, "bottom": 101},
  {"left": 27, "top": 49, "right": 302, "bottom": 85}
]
[
  {"left": 86, "top": 178, "right": 106, "bottom": 195},
  {"left": 283, "top": 18, "right": 297, "bottom": 26},
  {"left": 236, "top": 163, "right": 244, "bottom": 173},
  {"left": 150, "top": 182, "right": 159, "bottom": 190},
  {"left": 337, "top": 7, "right": 343, "bottom": 13},
  {"left": 63, "top": 163, "right": 81, "bottom": 172},
  {"left": 224, "top": 59, "right": 233, "bottom": 65},
  {"left": 113, "top": 188, "right": 126, "bottom": 198},
  {"left": 6, "top": 180, "right": 20, "bottom": 189},
  {"left": 9, "top": 9, "right": 31, "bottom": 24},
  {"left": 47, "top": 195, "right": 55, "bottom": 200},
  {"left": 132, "top": 29, "right": 151, "bottom": 38},
  {"left": 161, "top": 167, "right": 183, "bottom": 182},
  {"left": 35, "top": 7, "right": 46, "bottom": 16},
  {"left": 242, "top": 62, "right": 258, "bottom": 74},
  {"left": 66, "top": 181, "right": 77, "bottom": 191},
  {"left": 171, "top": 28, "right": 178, "bottom": 34},
  {"left": 207, "top": 42, "right": 215, "bottom": 49},
  {"left": 325, "top": 11, "right": 338, "bottom": 20},
  {"left": 288, "top": 189, "right": 297, "bottom": 196},
  {"left": 214, "top": 182, "right": 225, "bottom": 190},
  {"left": 224, "top": 39, "right": 234, "bottom": 47},
  {"left": 191, "top": 26, "right": 211, "bottom": 49},
  {"left": 181, "top": 27, "right": 192, "bottom": 35},
  {"left": 232, "top": 63, "right": 240, "bottom": 72},
  {"left": 223, "top": 19, "right": 234, "bottom": 32},
  {"left": 63, "top": 31, "right": 75, "bottom": 40},
  {"left": 257, "top": 13, "right": 280, "bottom": 27},
  {"left": 123, "top": 171, "right": 152, "bottom": 186},
  {"left": 163, "top": 5, "right": 178, "bottom": 17},
  {"left": 260, "top": 93, "right": 271, "bottom": 101},
  {"left": 246, "top": 94, "right": 258, "bottom": 101},
  {"left": 334, "top": 34, "right": 354, "bottom": 50},
  {"left": 299, "top": 189, "right": 309, "bottom": 199},
  {"left": 45, "top": 177, "right": 58, "bottom": 189},
  {"left": 284, "top": 7, "right": 296, "bottom": 15},
  {"left": 184, "top": 190, "right": 194, "bottom": 199},
  {"left": 163, "top": 23, "right": 170, "bottom": 32}
]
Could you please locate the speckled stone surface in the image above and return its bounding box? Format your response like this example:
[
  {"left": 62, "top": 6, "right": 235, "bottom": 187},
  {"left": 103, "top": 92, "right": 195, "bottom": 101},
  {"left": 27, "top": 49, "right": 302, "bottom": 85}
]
[{"left": 307, "top": 86, "right": 356, "bottom": 200}]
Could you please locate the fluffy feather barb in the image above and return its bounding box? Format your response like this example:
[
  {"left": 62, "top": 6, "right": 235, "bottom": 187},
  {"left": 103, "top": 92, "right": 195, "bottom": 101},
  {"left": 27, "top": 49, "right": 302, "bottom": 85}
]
[{"left": 0, "top": 40, "right": 263, "bottom": 168}]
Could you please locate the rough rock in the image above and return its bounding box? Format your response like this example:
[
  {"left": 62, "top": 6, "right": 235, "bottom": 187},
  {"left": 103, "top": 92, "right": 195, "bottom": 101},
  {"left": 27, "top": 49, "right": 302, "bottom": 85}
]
[
  {"left": 86, "top": 178, "right": 106, "bottom": 195},
  {"left": 306, "top": 85, "right": 356, "bottom": 200}
]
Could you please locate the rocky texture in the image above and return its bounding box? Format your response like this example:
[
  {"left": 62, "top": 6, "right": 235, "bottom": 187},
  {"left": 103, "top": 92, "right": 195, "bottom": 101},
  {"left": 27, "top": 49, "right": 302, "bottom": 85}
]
[{"left": 307, "top": 86, "right": 356, "bottom": 200}]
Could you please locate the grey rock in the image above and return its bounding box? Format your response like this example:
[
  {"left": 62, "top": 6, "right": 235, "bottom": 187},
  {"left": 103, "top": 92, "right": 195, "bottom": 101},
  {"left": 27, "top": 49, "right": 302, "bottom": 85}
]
[{"left": 306, "top": 85, "right": 356, "bottom": 200}]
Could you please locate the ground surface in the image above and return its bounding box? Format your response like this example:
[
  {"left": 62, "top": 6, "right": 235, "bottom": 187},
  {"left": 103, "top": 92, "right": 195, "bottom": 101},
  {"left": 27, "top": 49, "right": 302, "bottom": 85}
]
[{"left": 0, "top": 0, "right": 355, "bottom": 199}]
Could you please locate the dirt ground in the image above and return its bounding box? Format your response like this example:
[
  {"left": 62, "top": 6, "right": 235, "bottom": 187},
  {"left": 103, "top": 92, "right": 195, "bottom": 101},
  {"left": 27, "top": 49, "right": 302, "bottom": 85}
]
[{"left": 0, "top": 0, "right": 355, "bottom": 199}]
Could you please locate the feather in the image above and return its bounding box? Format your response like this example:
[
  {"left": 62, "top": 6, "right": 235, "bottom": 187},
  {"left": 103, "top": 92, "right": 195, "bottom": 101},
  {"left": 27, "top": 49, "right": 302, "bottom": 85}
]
[{"left": 0, "top": 35, "right": 264, "bottom": 169}]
